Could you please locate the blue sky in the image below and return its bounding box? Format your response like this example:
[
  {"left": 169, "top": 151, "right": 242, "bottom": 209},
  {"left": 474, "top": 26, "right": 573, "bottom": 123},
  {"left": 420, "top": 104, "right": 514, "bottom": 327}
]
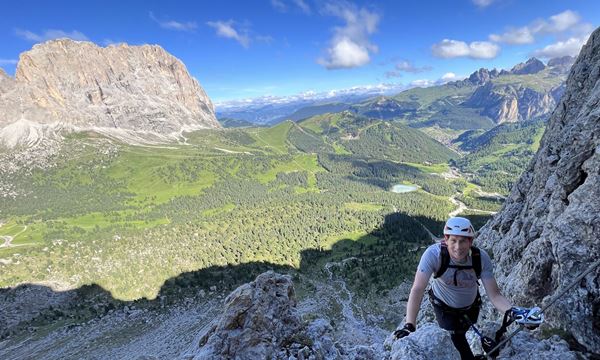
[{"left": 1, "top": 0, "right": 598, "bottom": 103}]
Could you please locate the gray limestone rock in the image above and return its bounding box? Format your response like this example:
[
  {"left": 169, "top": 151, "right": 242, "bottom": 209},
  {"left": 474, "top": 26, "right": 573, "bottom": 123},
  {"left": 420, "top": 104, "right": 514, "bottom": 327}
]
[
  {"left": 477, "top": 26, "right": 600, "bottom": 353},
  {"left": 192, "top": 271, "right": 302, "bottom": 360},
  {"left": 0, "top": 39, "right": 219, "bottom": 147},
  {"left": 388, "top": 322, "right": 459, "bottom": 360},
  {"left": 511, "top": 58, "right": 546, "bottom": 75}
]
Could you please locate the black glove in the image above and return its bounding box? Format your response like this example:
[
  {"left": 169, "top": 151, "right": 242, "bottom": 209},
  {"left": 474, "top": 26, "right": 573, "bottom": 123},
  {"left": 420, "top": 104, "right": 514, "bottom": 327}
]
[{"left": 393, "top": 323, "right": 415, "bottom": 339}]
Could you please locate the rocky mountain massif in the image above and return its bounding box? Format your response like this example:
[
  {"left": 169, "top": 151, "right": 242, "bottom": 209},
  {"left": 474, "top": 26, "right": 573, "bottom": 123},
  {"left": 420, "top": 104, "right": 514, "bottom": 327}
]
[
  {"left": 0, "top": 39, "right": 219, "bottom": 147},
  {"left": 477, "top": 27, "right": 600, "bottom": 354},
  {"left": 357, "top": 56, "right": 572, "bottom": 130}
]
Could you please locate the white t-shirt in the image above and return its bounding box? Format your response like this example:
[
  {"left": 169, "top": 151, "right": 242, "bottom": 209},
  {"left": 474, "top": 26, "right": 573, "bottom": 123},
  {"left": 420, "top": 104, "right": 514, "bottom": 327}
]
[{"left": 417, "top": 243, "right": 494, "bottom": 308}]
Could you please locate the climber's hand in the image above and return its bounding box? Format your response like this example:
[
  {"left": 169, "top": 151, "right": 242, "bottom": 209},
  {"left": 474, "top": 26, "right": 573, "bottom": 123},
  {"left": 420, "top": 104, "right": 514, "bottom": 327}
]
[
  {"left": 393, "top": 323, "right": 415, "bottom": 340},
  {"left": 511, "top": 306, "right": 544, "bottom": 329}
]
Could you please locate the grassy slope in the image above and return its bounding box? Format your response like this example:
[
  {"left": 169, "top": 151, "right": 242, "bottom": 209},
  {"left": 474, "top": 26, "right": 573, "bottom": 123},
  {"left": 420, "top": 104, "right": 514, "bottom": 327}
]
[
  {"left": 2, "top": 106, "right": 522, "bottom": 301},
  {"left": 454, "top": 120, "right": 545, "bottom": 194}
]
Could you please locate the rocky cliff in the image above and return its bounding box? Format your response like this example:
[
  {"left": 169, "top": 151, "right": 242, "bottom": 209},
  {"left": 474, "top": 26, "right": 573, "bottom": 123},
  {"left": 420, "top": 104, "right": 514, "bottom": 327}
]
[
  {"left": 465, "top": 81, "right": 560, "bottom": 124},
  {"left": 0, "top": 39, "right": 219, "bottom": 147},
  {"left": 477, "top": 27, "right": 600, "bottom": 353},
  {"left": 184, "top": 271, "right": 582, "bottom": 359},
  {"left": 510, "top": 58, "right": 546, "bottom": 75}
]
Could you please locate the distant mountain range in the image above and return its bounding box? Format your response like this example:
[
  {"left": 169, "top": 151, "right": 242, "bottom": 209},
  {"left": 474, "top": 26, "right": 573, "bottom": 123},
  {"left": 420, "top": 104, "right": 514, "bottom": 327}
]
[
  {"left": 219, "top": 56, "right": 574, "bottom": 130},
  {"left": 215, "top": 84, "right": 407, "bottom": 126}
]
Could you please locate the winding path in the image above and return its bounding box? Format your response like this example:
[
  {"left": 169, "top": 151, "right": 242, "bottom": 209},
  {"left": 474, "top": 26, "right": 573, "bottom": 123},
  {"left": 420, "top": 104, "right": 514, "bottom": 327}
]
[
  {"left": 323, "top": 257, "right": 386, "bottom": 354},
  {"left": 0, "top": 225, "right": 27, "bottom": 248}
]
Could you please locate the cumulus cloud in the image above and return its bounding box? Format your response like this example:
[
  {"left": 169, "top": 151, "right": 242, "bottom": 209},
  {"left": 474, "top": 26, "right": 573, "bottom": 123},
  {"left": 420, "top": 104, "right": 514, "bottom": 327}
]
[
  {"left": 431, "top": 39, "right": 499, "bottom": 59},
  {"left": 15, "top": 29, "right": 88, "bottom": 42},
  {"left": 533, "top": 10, "right": 580, "bottom": 34},
  {"left": 439, "top": 72, "right": 461, "bottom": 83},
  {"left": 207, "top": 20, "right": 251, "bottom": 48},
  {"left": 149, "top": 12, "right": 197, "bottom": 32},
  {"left": 410, "top": 79, "right": 435, "bottom": 87},
  {"left": 472, "top": 0, "right": 494, "bottom": 8},
  {"left": 532, "top": 36, "right": 589, "bottom": 58},
  {"left": 318, "top": 2, "right": 380, "bottom": 69},
  {"left": 409, "top": 72, "right": 466, "bottom": 88},
  {"left": 487, "top": 10, "right": 591, "bottom": 59},
  {"left": 490, "top": 10, "right": 584, "bottom": 44},
  {"left": 489, "top": 27, "right": 535, "bottom": 44}
]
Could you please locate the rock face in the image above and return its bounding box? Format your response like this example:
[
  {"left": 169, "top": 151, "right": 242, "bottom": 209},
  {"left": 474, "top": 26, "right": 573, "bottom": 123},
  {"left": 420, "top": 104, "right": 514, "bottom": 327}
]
[
  {"left": 477, "top": 27, "right": 600, "bottom": 353},
  {"left": 458, "top": 58, "right": 569, "bottom": 124},
  {"left": 467, "top": 68, "right": 500, "bottom": 86},
  {"left": 0, "top": 39, "right": 219, "bottom": 147},
  {"left": 547, "top": 56, "right": 576, "bottom": 73},
  {"left": 192, "top": 271, "right": 304, "bottom": 359},
  {"left": 510, "top": 58, "right": 546, "bottom": 75},
  {"left": 465, "top": 82, "right": 560, "bottom": 124}
]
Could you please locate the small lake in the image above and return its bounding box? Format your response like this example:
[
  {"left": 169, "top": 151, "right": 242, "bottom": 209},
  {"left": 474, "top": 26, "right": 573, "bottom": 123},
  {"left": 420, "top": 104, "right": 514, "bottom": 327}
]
[{"left": 391, "top": 184, "right": 419, "bottom": 193}]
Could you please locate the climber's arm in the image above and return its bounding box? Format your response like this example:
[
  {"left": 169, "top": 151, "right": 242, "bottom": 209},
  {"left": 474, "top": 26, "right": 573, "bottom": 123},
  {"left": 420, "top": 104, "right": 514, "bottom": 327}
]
[
  {"left": 481, "top": 276, "right": 512, "bottom": 313},
  {"left": 405, "top": 269, "right": 431, "bottom": 326}
]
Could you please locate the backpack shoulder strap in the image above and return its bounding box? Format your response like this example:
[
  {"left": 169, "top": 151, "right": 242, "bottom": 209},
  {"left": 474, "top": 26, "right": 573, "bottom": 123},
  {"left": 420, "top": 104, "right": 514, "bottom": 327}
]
[
  {"left": 471, "top": 246, "right": 482, "bottom": 279},
  {"left": 434, "top": 244, "right": 450, "bottom": 278}
]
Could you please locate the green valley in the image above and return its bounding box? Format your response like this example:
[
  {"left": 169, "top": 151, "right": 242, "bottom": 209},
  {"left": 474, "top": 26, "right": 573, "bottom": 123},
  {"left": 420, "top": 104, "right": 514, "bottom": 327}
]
[{"left": 0, "top": 112, "right": 539, "bottom": 301}]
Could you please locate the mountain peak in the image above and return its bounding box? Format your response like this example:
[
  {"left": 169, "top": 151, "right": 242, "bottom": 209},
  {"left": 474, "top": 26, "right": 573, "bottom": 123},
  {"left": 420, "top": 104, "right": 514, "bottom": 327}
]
[
  {"left": 467, "top": 67, "right": 500, "bottom": 85},
  {"left": 547, "top": 55, "right": 576, "bottom": 68},
  {"left": 0, "top": 39, "right": 219, "bottom": 147},
  {"left": 510, "top": 57, "right": 546, "bottom": 75}
]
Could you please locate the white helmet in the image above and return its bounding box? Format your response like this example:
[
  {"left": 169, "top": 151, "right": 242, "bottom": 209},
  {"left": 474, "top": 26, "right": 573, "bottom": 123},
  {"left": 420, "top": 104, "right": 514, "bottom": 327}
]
[{"left": 443, "top": 217, "right": 475, "bottom": 238}]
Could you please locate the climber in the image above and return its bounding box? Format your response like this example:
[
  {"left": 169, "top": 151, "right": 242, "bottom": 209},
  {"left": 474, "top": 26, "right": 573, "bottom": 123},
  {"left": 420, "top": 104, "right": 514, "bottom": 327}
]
[{"left": 393, "top": 216, "right": 543, "bottom": 360}]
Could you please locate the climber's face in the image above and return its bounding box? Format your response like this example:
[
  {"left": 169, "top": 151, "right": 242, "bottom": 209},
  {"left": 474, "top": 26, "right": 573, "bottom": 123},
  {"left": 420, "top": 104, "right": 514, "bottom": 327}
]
[{"left": 446, "top": 235, "right": 473, "bottom": 262}]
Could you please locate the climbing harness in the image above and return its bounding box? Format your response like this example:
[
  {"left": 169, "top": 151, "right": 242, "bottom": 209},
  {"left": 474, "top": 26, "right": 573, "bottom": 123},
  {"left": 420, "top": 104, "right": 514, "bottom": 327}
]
[
  {"left": 485, "top": 258, "right": 600, "bottom": 359},
  {"left": 461, "top": 313, "right": 498, "bottom": 354},
  {"left": 434, "top": 245, "right": 482, "bottom": 284}
]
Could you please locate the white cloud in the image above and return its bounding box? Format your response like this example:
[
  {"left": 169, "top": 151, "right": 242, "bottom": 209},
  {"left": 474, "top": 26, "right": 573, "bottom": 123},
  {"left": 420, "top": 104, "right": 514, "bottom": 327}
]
[
  {"left": 207, "top": 20, "right": 250, "bottom": 48},
  {"left": 15, "top": 29, "right": 88, "bottom": 42},
  {"left": 409, "top": 72, "right": 466, "bottom": 88},
  {"left": 318, "top": 2, "right": 380, "bottom": 69},
  {"left": 319, "top": 37, "right": 370, "bottom": 69},
  {"left": 468, "top": 41, "right": 501, "bottom": 59},
  {"left": 215, "top": 82, "right": 408, "bottom": 110},
  {"left": 0, "top": 59, "right": 18, "bottom": 65},
  {"left": 489, "top": 27, "right": 534, "bottom": 44},
  {"left": 491, "top": 10, "right": 583, "bottom": 45},
  {"left": 149, "top": 12, "right": 197, "bottom": 32},
  {"left": 532, "top": 36, "right": 589, "bottom": 58},
  {"left": 472, "top": 0, "right": 494, "bottom": 8},
  {"left": 431, "top": 39, "right": 469, "bottom": 58},
  {"left": 410, "top": 79, "right": 435, "bottom": 87},
  {"left": 440, "top": 72, "right": 459, "bottom": 82},
  {"left": 431, "top": 39, "right": 499, "bottom": 59},
  {"left": 534, "top": 10, "right": 580, "bottom": 34}
]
